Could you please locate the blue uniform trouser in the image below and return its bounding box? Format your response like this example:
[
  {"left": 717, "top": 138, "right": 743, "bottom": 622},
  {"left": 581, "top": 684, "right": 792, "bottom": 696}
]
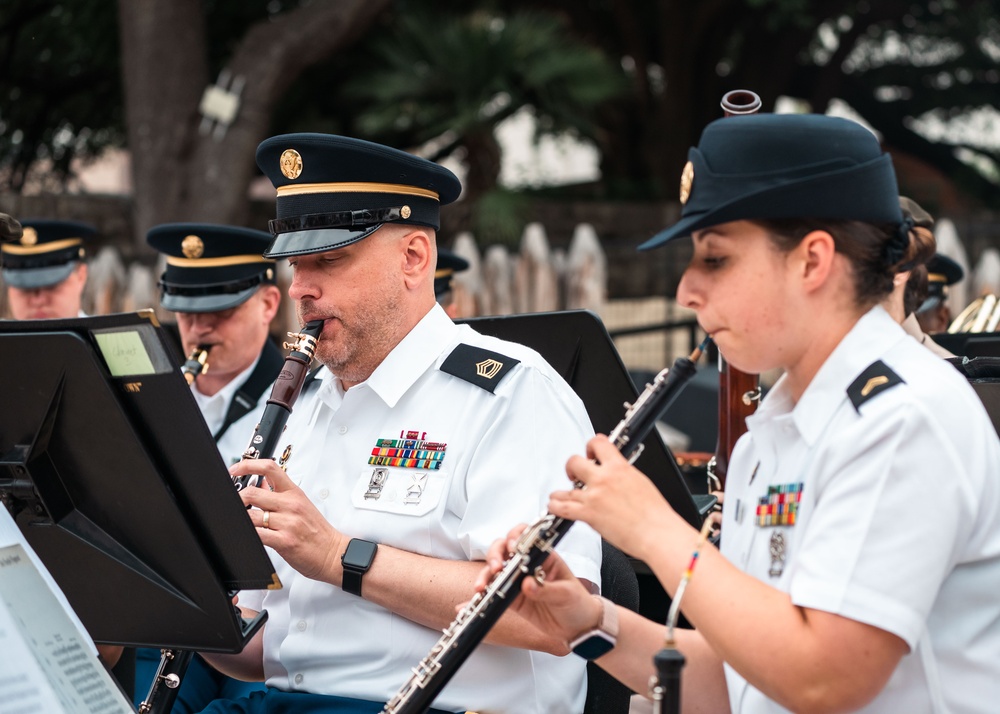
[{"left": 198, "top": 688, "right": 459, "bottom": 713}]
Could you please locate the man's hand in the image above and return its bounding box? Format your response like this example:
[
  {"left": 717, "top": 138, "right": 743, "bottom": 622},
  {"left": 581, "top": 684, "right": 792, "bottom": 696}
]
[{"left": 230, "top": 458, "right": 346, "bottom": 585}]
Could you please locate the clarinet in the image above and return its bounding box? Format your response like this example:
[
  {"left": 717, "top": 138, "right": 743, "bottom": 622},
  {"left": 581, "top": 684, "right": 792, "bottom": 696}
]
[
  {"left": 382, "top": 341, "right": 708, "bottom": 714},
  {"left": 181, "top": 344, "right": 211, "bottom": 385},
  {"left": 139, "top": 346, "right": 214, "bottom": 714},
  {"left": 233, "top": 320, "right": 323, "bottom": 492}
]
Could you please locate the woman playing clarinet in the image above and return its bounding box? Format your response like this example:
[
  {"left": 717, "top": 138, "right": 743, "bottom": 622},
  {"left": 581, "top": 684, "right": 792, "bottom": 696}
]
[{"left": 476, "top": 112, "right": 1000, "bottom": 713}]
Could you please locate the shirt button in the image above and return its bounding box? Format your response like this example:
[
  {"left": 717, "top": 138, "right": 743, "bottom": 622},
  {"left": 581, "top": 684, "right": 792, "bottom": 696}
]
[
  {"left": 319, "top": 489, "right": 330, "bottom": 500},
  {"left": 338, "top": 425, "right": 348, "bottom": 435},
  {"left": 296, "top": 620, "right": 307, "bottom": 631},
  {"left": 294, "top": 673, "right": 304, "bottom": 685}
]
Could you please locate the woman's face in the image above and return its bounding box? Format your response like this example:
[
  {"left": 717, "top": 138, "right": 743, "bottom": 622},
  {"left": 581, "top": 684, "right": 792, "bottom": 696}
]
[{"left": 677, "top": 220, "right": 801, "bottom": 375}]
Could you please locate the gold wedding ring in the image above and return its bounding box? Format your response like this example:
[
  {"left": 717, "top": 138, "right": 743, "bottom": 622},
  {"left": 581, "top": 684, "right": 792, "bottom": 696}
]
[{"left": 262, "top": 510, "right": 271, "bottom": 529}]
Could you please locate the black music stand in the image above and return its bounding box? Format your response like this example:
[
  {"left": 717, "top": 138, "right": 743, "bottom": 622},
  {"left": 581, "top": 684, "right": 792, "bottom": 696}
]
[
  {"left": 459, "top": 310, "right": 710, "bottom": 623},
  {"left": 0, "top": 311, "right": 276, "bottom": 653}
]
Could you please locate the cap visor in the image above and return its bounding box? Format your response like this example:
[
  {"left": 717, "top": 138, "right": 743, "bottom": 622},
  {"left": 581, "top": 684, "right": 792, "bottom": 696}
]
[
  {"left": 162, "top": 286, "right": 258, "bottom": 313},
  {"left": 916, "top": 296, "right": 943, "bottom": 314},
  {"left": 2, "top": 262, "right": 75, "bottom": 289},
  {"left": 264, "top": 225, "right": 382, "bottom": 259},
  {"left": 638, "top": 213, "right": 710, "bottom": 251}
]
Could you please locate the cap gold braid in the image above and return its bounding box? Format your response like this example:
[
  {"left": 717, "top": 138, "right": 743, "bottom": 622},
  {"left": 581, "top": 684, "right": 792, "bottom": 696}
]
[
  {"left": 276, "top": 181, "right": 440, "bottom": 200},
  {"left": 1, "top": 237, "right": 83, "bottom": 255},
  {"left": 166, "top": 254, "right": 275, "bottom": 268}
]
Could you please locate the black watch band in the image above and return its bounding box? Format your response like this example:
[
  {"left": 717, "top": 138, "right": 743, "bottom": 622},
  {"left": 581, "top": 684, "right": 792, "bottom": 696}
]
[{"left": 341, "top": 538, "right": 378, "bottom": 597}]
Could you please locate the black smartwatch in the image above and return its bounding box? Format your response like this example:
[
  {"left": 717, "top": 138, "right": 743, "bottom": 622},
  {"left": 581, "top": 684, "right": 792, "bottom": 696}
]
[
  {"left": 569, "top": 595, "right": 619, "bottom": 660},
  {"left": 341, "top": 538, "right": 378, "bottom": 597}
]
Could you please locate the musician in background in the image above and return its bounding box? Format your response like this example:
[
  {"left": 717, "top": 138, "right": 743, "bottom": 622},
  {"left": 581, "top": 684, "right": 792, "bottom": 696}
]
[
  {"left": 1, "top": 218, "right": 94, "bottom": 319},
  {"left": 205, "top": 134, "right": 602, "bottom": 714},
  {"left": 138, "top": 224, "right": 281, "bottom": 712},
  {"left": 890, "top": 198, "right": 957, "bottom": 359},
  {"left": 916, "top": 253, "right": 964, "bottom": 335},
  {"left": 478, "top": 113, "right": 1000, "bottom": 712},
  {"left": 435, "top": 247, "right": 469, "bottom": 318}
]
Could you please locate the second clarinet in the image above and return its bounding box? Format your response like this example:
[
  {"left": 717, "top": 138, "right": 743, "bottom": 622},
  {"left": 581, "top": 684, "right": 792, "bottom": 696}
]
[
  {"left": 382, "top": 340, "right": 707, "bottom": 714},
  {"left": 233, "top": 320, "right": 323, "bottom": 492}
]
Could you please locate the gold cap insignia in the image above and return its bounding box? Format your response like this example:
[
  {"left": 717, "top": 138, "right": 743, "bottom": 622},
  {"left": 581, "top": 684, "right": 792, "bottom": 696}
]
[
  {"left": 679, "top": 161, "right": 695, "bottom": 205},
  {"left": 266, "top": 267, "right": 274, "bottom": 280},
  {"left": 400, "top": 205, "right": 412, "bottom": 219},
  {"left": 21, "top": 227, "right": 38, "bottom": 246},
  {"left": 182, "top": 234, "right": 204, "bottom": 259},
  {"left": 861, "top": 375, "right": 889, "bottom": 397},
  {"left": 476, "top": 358, "right": 503, "bottom": 380},
  {"left": 280, "top": 149, "right": 303, "bottom": 180}
]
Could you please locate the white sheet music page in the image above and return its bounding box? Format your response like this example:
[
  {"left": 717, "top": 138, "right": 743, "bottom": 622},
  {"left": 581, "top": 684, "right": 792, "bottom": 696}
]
[{"left": 0, "top": 543, "right": 134, "bottom": 714}]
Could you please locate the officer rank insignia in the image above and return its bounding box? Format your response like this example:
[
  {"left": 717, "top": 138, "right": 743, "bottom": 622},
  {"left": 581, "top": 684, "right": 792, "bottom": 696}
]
[{"left": 368, "top": 430, "right": 447, "bottom": 470}]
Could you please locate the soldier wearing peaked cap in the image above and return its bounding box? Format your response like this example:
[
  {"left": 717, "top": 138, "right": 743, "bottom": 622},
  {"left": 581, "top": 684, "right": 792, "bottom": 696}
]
[
  {"left": 435, "top": 248, "right": 469, "bottom": 318},
  {"left": 1, "top": 218, "right": 94, "bottom": 319},
  {"left": 202, "top": 134, "right": 601, "bottom": 714},
  {"left": 916, "top": 253, "right": 964, "bottom": 335},
  {"left": 474, "top": 113, "right": 1000, "bottom": 714},
  {"left": 139, "top": 224, "right": 277, "bottom": 711}
]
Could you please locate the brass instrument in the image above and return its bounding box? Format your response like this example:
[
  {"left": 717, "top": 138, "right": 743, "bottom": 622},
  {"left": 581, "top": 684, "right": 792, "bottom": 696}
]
[
  {"left": 181, "top": 344, "right": 211, "bottom": 385},
  {"left": 949, "top": 294, "right": 1000, "bottom": 334}
]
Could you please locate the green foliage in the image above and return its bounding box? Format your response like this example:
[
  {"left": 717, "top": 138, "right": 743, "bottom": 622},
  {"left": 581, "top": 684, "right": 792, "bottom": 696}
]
[
  {"left": 0, "top": 0, "right": 123, "bottom": 190},
  {"left": 471, "top": 187, "right": 533, "bottom": 249}
]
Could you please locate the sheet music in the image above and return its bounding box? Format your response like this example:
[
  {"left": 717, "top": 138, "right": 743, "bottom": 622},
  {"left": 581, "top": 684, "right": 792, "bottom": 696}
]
[{"left": 0, "top": 544, "right": 134, "bottom": 714}]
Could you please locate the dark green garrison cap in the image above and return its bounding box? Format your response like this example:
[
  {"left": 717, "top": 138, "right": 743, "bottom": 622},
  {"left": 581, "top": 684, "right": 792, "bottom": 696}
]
[
  {"left": 147, "top": 223, "right": 276, "bottom": 313},
  {"left": 256, "top": 133, "right": 462, "bottom": 259},
  {"left": 639, "top": 113, "right": 903, "bottom": 250},
  {"left": 1, "top": 219, "right": 95, "bottom": 289}
]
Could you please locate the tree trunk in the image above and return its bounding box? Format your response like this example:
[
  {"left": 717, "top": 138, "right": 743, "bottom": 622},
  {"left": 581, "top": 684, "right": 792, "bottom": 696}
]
[{"left": 117, "top": 0, "right": 391, "bottom": 252}]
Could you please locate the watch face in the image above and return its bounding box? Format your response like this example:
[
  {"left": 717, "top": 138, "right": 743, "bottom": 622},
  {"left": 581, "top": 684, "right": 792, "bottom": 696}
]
[
  {"left": 571, "top": 632, "right": 616, "bottom": 661},
  {"left": 343, "top": 538, "right": 378, "bottom": 569}
]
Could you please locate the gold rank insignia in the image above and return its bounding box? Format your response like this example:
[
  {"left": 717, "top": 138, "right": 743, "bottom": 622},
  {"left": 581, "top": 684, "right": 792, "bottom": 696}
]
[
  {"left": 280, "top": 149, "right": 303, "bottom": 179},
  {"left": 475, "top": 358, "right": 503, "bottom": 380},
  {"left": 400, "top": 205, "right": 412, "bottom": 219},
  {"left": 861, "top": 375, "right": 889, "bottom": 397},
  {"left": 679, "top": 160, "right": 695, "bottom": 204},
  {"left": 21, "top": 226, "right": 37, "bottom": 246},
  {"left": 182, "top": 234, "right": 204, "bottom": 259}
]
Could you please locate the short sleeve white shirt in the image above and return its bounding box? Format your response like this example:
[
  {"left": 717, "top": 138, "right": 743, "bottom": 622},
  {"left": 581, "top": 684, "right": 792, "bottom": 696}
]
[
  {"left": 721, "top": 306, "right": 1000, "bottom": 713},
  {"left": 249, "top": 304, "right": 602, "bottom": 713}
]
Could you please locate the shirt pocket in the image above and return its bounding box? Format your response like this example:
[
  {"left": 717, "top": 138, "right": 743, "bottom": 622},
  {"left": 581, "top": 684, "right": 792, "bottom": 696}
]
[{"left": 350, "top": 465, "right": 445, "bottom": 517}]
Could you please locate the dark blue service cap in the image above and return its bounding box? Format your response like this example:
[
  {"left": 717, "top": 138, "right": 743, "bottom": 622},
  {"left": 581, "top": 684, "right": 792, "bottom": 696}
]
[
  {"left": 918, "top": 253, "right": 964, "bottom": 314},
  {"left": 256, "top": 133, "right": 462, "bottom": 259},
  {"left": 435, "top": 249, "right": 469, "bottom": 299},
  {"left": 147, "top": 223, "right": 276, "bottom": 313},
  {"left": 0, "top": 219, "right": 95, "bottom": 289},
  {"left": 639, "top": 113, "right": 903, "bottom": 250}
]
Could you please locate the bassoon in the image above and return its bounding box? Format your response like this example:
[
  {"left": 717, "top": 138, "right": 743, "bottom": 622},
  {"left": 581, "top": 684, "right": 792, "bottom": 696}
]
[
  {"left": 647, "top": 89, "right": 764, "bottom": 714},
  {"left": 139, "top": 322, "right": 322, "bottom": 714},
  {"left": 707, "top": 90, "right": 763, "bottom": 492},
  {"left": 382, "top": 341, "right": 708, "bottom": 714}
]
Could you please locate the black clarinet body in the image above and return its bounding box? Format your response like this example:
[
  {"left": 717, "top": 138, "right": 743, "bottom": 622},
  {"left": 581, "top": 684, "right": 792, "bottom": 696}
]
[
  {"left": 233, "top": 320, "right": 323, "bottom": 492},
  {"left": 649, "top": 647, "right": 686, "bottom": 714},
  {"left": 382, "top": 349, "right": 702, "bottom": 714}
]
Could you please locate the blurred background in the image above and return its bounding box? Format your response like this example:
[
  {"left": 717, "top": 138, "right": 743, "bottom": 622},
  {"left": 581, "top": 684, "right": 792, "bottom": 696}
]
[{"left": 2, "top": 0, "right": 999, "bottom": 386}]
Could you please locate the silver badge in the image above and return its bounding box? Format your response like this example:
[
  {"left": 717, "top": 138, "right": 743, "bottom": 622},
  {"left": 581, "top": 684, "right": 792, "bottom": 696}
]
[
  {"left": 403, "top": 472, "right": 429, "bottom": 505},
  {"left": 768, "top": 531, "right": 786, "bottom": 578},
  {"left": 364, "top": 468, "right": 389, "bottom": 500}
]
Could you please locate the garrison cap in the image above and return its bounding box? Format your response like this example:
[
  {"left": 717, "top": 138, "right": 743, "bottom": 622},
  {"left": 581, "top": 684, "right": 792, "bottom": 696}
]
[
  {"left": 147, "top": 223, "right": 276, "bottom": 313},
  {"left": 639, "top": 113, "right": 902, "bottom": 250},
  {"left": 1, "top": 219, "right": 94, "bottom": 289},
  {"left": 918, "top": 253, "right": 964, "bottom": 314},
  {"left": 256, "top": 133, "right": 462, "bottom": 259},
  {"left": 435, "top": 248, "right": 469, "bottom": 299}
]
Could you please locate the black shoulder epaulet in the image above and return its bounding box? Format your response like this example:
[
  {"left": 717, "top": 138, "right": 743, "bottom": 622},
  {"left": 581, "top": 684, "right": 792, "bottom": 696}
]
[
  {"left": 440, "top": 343, "right": 520, "bottom": 393},
  {"left": 847, "top": 360, "right": 904, "bottom": 412}
]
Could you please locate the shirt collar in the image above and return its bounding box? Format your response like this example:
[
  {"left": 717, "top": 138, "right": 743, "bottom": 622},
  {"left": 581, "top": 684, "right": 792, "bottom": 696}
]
[
  {"left": 355, "top": 303, "right": 458, "bottom": 408},
  {"left": 192, "top": 352, "right": 262, "bottom": 416},
  {"left": 757, "top": 306, "right": 908, "bottom": 445}
]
